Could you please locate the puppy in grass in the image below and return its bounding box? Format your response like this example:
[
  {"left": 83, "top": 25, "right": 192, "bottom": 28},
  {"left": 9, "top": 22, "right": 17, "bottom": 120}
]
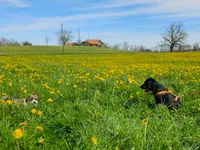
[
  {"left": 140, "top": 78, "right": 181, "bottom": 109},
  {"left": 3, "top": 92, "right": 39, "bottom": 106}
]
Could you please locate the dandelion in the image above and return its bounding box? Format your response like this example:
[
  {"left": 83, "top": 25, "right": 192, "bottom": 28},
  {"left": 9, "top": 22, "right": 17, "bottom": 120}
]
[
  {"left": 31, "top": 109, "right": 37, "bottom": 115},
  {"left": 37, "top": 111, "right": 42, "bottom": 116},
  {"left": 130, "top": 95, "right": 133, "bottom": 99},
  {"left": 8, "top": 82, "right": 12, "bottom": 87},
  {"left": 38, "top": 137, "right": 44, "bottom": 144},
  {"left": 58, "top": 79, "right": 62, "bottom": 84},
  {"left": 91, "top": 137, "right": 97, "bottom": 145},
  {"left": 23, "top": 89, "right": 27, "bottom": 94},
  {"left": 73, "top": 84, "right": 77, "bottom": 88},
  {"left": 136, "top": 92, "right": 140, "bottom": 95},
  {"left": 47, "top": 98, "right": 53, "bottom": 102},
  {"left": 198, "top": 107, "right": 200, "bottom": 111},
  {"left": 142, "top": 118, "right": 148, "bottom": 125},
  {"left": 2, "top": 93, "right": 6, "bottom": 96},
  {"left": 115, "top": 146, "right": 119, "bottom": 150},
  {"left": 0, "top": 100, "right": 5, "bottom": 103},
  {"left": 49, "top": 90, "right": 55, "bottom": 94},
  {"left": 56, "top": 90, "right": 60, "bottom": 94},
  {"left": 6, "top": 100, "right": 12, "bottom": 105},
  {"left": 19, "top": 122, "right": 28, "bottom": 127},
  {"left": 36, "top": 126, "right": 43, "bottom": 132},
  {"left": 13, "top": 129, "right": 23, "bottom": 139}
]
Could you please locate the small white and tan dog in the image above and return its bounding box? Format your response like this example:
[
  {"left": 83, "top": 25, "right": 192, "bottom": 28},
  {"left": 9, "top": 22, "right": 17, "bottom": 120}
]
[{"left": 3, "top": 92, "right": 39, "bottom": 106}]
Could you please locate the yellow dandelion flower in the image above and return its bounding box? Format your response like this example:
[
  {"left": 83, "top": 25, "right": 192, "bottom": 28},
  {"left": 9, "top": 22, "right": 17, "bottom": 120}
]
[
  {"left": 38, "top": 137, "right": 44, "bottom": 144},
  {"left": 198, "top": 107, "right": 200, "bottom": 111},
  {"left": 37, "top": 111, "right": 42, "bottom": 116},
  {"left": 13, "top": 129, "right": 23, "bottom": 139},
  {"left": 8, "top": 82, "right": 12, "bottom": 87},
  {"left": 31, "top": 109, "right": 37, "bottom": 115},
  {"left": 23, "top": 89, "right": 27, "bottom": 94},
  {"left": 56, "top": 90, "right": 60, "bottom": 94},
  {"left": 136, "top": 92, "right": 140, "bottom": 95},
  {"left": 19, "top": 122, "right": 28, "bottom": 127},
  {"left": 142, "top": 118, "right": 148, "bottom": 125},
  {"left": 2, "top": 93, "right": 6, "bottom": 96},
  {"left": 6, "top": 100, "right": 13, "bottom": 105},
  {"left": 73, "top": 84, "right": 77, "bottom": 88},
  {"left": 49, "top": 90, "right": 55, "bottom": 94},
  {"left": 47, "top": 98, "right": 53, "bottom": 102},
  {"left": 36, "top": 126, "right": 43, "bottom": 132},
  {"left": 0, "top": 100, "right": 5, "bottom": 103},
  {"left": 130, "top": 95, "right": 133, "bottom": 99},
  {"left": 91, "top": 137, "right": 97, "bottom": 145},
  {"left": 115, "top": 146, "right": 119, "bottom": 150},
  {"left": 58, "top": 79, "right": 62, "bottom": 84}
]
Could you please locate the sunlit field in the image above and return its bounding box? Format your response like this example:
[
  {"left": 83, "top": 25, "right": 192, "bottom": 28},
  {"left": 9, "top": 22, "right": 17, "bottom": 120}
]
[{"left": 0, "top": 51, "right": 200, "bottom": 149}]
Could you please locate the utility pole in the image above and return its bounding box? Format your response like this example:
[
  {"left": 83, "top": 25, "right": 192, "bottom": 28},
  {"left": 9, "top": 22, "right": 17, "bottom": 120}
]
[
  {"left": 78, "top": 28, "right": 80, "bottom": 45},
  {"left": 61, "top": 23, "right": 64, "bottom": 53}
]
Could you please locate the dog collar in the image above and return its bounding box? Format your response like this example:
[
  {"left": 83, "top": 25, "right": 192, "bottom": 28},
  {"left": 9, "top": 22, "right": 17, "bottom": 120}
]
[
  {"left": 155, "top": 90, "right": 180, "bottom": 108},
  {"left": 155, "top": 91, "right": 170, "bottom": 96}
]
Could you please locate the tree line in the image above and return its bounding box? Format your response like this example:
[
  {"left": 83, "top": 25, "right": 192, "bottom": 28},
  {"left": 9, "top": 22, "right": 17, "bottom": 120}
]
[
  {"left": 0, "top": 37, "right": 32, "bottom": 46},
  {"left": 111, "top": 22, "right": 199, "bottom": 52}
]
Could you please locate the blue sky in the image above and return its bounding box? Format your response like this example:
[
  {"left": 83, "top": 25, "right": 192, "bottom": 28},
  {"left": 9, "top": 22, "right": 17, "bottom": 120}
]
[{"left": 0, "top": 0, "right": 200, "bottom": 48}]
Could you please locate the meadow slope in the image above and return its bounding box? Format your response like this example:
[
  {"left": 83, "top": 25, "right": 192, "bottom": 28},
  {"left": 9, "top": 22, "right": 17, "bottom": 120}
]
[
  {"left": 0, "top": 46, "right": 128, "bottom": 55},
  {"left": 0, "top": 51, "right": 200, "bottom": 150}
]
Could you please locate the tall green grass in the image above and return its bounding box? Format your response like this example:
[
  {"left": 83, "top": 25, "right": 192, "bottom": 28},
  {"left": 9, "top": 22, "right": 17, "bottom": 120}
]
[{"left": 0, "top": 53, "right": 200, "bottom": 150}]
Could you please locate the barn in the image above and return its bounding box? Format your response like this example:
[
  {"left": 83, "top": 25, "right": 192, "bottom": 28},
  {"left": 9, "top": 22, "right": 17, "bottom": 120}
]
[{"left": 81, "top": 39, "right": 105, "bottom": 47}]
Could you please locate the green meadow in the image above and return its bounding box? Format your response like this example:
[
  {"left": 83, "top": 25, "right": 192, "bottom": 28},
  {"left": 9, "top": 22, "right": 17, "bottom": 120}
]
[{"left": 0, "top": 47, "right": 200, "bottom": 150}]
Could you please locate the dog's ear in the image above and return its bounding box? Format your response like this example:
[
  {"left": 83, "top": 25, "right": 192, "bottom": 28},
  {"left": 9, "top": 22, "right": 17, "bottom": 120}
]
[
  {"left": 25, "top": 96, "right": 31, "bottom": 103},
  {"left": 147, "top": 78, "right": 156, "bottom": 89}
]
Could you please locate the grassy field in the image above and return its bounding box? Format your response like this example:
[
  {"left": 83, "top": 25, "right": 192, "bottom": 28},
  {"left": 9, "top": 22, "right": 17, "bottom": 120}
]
[
  {"left": 0, "top": 46, "right": 128, "bottom": 55},
  {"left": 0, "top": 48, "right": 200, "bottom": 150}
]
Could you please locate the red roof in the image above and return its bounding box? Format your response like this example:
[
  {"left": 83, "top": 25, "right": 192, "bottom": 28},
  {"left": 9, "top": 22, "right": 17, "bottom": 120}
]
[
  {"left": 84, "top": 39, "right": 103, "bottom": 45},
  {"left": 65, "top": 42, "right": 77, "bottom": 46}
]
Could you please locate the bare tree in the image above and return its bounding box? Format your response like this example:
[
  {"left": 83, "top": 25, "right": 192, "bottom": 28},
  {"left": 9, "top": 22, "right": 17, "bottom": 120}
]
[
  {"left": 113, "top": 44, "right": 121, "bottom": 50},
  {"left": 193, "top": 42, "right": 199, "bottom": 51},
  {"left": 161, "top": 22, "right": 188, "bottom": 52},
  {"left": 139, "top": 45, "right": 146, "bottom": 52},
  {"left": 0, "top": 37, "right": 21, "bottom": 46},
  {"left": 0, "top": 37, "right": 7, "bottom": 46},
  {"left": 103, "top": 42, "right": 110, "bottom": 48},
  {"left": 56, "top": 30, "right": 73, "bottom": 46},
  {"left": 44, "top": 36, "right": 50, "bottom": 46},
  {"left": 121, "top": 41, "right": 130, "bottom": 50}
]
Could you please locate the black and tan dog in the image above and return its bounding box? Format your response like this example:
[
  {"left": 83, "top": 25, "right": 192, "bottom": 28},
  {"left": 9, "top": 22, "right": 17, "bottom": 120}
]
[{"left": 140, "top": 78, "right": 181, "bottom": 109}]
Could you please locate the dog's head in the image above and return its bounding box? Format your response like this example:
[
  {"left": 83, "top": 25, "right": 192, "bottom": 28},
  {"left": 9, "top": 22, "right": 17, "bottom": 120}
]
[
  {"left": 25, "top": 93, "right": 38, "bottom": 105},
  {"left": 140, "top": 78, "right": 156, "bottom": 92}
]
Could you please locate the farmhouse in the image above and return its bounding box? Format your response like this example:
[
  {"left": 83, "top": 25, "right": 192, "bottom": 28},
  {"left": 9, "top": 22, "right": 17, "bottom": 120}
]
[
  {"left": 65, "top": 42, "right": 78, "bottom": 46},
  {"left": 81, "top": 39, "right": 105, "bottom": 47}
]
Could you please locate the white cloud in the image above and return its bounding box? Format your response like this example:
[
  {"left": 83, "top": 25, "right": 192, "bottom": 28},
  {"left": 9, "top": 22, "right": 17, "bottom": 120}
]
[
  {"left": 0, "top": 0, "right": 29, "bottom": 7},
  {"left": 73, "top": 0, "right": 200, "bottom": 18},
  {"left": 0, "top": 22, "right": 79, "bottom": 33},
  {"left": 93, "top": 0, "right": 162, "bottom": 9}
]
